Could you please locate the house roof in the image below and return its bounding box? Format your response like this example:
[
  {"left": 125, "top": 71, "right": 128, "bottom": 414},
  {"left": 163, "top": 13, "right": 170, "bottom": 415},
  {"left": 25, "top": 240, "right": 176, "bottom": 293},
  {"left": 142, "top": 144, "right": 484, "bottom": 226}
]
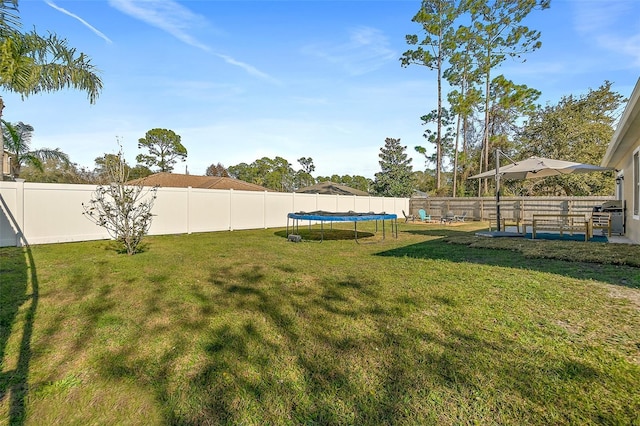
[
  {"left": 295, "top": 181, "right": 369, "bottom": 196},
  {"left": 127, "top": 173, "right": 271, "bottom": 191},
  {"left": 602, "top": 77, "right": 640, "bottom": 168}
]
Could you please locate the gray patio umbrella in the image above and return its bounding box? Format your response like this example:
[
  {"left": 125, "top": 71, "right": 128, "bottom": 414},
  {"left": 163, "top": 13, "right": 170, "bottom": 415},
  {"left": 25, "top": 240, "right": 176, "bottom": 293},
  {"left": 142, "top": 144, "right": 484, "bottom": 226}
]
[{"left": 468, "top": 154, "right": 614, "bottom": 231}]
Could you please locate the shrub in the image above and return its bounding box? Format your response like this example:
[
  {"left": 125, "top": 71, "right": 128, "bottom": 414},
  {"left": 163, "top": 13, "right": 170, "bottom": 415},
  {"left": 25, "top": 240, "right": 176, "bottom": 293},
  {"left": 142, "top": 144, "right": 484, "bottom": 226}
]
[{"left": 82, "top": 146, "right": 157, "bottom": 255}]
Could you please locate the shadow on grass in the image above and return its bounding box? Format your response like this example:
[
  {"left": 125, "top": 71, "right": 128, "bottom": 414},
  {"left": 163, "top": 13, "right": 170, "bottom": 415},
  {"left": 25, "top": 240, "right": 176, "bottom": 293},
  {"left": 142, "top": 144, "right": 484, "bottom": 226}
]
[
  {"left": 10, "top": 226, "right": 635, "bottom": 424},
  {"left": 273, "top": 229, "right": 375, "bottom": 242},
  {"left": 0, "top": 246, "right": 37, "bottom": 426},
  {"left": 402, "top": 228, "right": 473, "bottom": 238},
  {"left": 25, "top": 236, "right": 635, "bottom": 424},
  {"left": 135, "top": 265, "right": 631, "bottom": 424},
  {"left": 382, "top": 228, "right": 640, "bottom": 289}
]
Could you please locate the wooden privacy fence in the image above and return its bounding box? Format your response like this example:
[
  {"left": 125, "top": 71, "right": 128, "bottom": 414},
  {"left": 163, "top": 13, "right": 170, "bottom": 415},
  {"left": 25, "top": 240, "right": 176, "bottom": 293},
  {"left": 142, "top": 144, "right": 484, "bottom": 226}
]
[{"left": 409, "top": 196, "right": 616, "bottom": 222}]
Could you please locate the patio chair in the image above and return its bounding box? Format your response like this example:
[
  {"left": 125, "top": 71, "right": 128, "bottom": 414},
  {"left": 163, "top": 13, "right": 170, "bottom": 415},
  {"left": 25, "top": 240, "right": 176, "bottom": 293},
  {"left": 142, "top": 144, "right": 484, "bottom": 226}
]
[
  {"left": 441, "top": 211, "right": 455, "bottom": 224},
  {"left": 455, "top": 211, "right": 468, "bottom": 222},
  {"left": 418, "top": 209, "right": 432, "bottom": 222},
  {"left": 402, "top": 210, "right": 415, "bottom": 223}
]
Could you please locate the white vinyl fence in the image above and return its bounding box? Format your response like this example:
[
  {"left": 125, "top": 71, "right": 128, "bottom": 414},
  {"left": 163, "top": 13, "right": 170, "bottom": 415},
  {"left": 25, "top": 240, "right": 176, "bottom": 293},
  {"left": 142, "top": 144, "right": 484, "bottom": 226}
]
[{"left": 0, "top": 181, "right": 409, "bottom": 247}]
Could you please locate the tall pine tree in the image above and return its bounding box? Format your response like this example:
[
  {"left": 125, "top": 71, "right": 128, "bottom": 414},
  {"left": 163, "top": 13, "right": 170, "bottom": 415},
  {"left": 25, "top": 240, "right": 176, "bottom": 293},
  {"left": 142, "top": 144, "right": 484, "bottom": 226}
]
[
  {"left": 373, "top": 138, "right": 414, "bottom": 197},
  {"left": 466, "top": 0, "right": 550, "bottom": 192},
  {"left": 401, "top": 0, "right": 460, "bottom": 189}
]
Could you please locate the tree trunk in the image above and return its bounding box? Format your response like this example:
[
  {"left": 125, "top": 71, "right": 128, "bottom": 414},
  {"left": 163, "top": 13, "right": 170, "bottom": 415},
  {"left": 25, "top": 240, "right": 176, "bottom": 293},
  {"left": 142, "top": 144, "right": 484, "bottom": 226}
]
[
  {"left": 453, "top": 113, "right": 460, "bottom": 197},
  {"left": 436, "top": 30, "right": 443, "bottom": 189},
  {"left": 483, "top": 61, "right": 491, "bottom": 194}
]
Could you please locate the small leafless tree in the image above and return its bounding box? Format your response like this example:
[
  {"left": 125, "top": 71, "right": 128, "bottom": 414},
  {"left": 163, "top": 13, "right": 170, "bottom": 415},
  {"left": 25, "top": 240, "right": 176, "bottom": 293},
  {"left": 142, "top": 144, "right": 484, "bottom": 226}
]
[{"left": 82, "top": 145, "right": 157, "bottom": 255}]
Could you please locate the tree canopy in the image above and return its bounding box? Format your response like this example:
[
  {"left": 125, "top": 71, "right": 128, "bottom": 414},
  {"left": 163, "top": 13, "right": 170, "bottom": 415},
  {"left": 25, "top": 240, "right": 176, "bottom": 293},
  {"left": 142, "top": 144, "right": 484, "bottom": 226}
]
[
  {"left": 373, "top": 138, "right": 415, "bottom": 197},
  {"left": 136, "top": 128, "right": 187, "bottom": 173},
  {"left": 402, "top": 0, "right": 461, "bottom": 188},
  {"left": 401, "top": 0, "right": 550, "bottom": 196},
  {"left": 512, "top": 81, "right": 623, "bottom": 196},
  {"left": 2, "top": 120, "right": 69, "bottom": 178},
  {"left": 205, "top": 162, "right": 229, "bottom": 177},
  {"left": 225, "top": 156, "right": 373, "bottom": 193}
]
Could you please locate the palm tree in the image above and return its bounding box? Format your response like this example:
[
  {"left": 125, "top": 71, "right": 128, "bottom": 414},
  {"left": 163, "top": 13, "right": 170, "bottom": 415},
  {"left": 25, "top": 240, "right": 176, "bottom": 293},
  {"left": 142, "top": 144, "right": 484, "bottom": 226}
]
[
  {"left": 0, "top": 0, "right": 102, "bottom": 177},
  {"left": 2, "top": 120, "right": 69, "bottom": 178}
]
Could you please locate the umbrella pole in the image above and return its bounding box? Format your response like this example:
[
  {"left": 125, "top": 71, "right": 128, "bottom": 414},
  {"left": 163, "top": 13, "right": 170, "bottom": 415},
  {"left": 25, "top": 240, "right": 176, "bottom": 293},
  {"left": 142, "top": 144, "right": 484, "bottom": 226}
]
[{"left": 496, "top": 152, "right": 501, "bottom": 232}]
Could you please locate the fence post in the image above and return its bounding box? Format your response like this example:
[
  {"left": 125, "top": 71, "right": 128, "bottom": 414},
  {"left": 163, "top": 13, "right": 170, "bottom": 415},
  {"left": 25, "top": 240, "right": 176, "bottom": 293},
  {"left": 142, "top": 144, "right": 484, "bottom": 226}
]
[
  {"left": 229, "top": 189, "right": 233, "bottom": 231},
  {"left": 187, "top": 186, "right": 191, "bottom": 234},
  {"left": 292, "top": 191, "right": 295, "bottom": 215},
  {"left": 15, "top": 179, "right": 25, "bottom": 246}
]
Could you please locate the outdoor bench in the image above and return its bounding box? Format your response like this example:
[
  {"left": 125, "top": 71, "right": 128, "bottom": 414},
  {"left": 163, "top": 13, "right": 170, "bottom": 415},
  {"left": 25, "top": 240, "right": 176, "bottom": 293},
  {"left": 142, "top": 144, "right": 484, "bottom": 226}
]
[
  {"left": 489, "top": 213, "right": 528, "bottom": 234},
  {"left": 532, "top": 214, "right": 589, "bottom": 241},
  {"left": 590, "top": 212, "right": 612, "bottom": 237}
]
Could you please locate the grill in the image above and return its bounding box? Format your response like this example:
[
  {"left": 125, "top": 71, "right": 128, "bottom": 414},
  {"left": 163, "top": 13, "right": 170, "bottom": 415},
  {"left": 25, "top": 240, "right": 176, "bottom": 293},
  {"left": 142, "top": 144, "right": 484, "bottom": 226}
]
[{"left": 594, "top": 201, "right": 624, "bottom": 234}]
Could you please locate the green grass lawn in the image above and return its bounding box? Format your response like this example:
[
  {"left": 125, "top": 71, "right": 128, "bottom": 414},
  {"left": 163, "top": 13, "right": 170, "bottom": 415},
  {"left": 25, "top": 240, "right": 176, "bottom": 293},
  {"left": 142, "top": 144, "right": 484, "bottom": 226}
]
[{"left": 1, "top": 221, "right": 639, "bottom": 425}]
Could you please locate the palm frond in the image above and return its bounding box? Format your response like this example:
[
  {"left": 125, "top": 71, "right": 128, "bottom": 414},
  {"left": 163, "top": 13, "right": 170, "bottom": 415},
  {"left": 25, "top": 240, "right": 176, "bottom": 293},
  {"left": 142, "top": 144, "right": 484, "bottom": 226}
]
[
  {"left": 0, "top": 29, "right": 102, "bottom": 102},
  {"left": 18, "top": 31, "right": 103, "bottom": 103},
  {"left": 0, "top": 0, "right": 20, "bottom": 34},
  {"left": 1, "top": 118, "right": 28, "bottom": 155},
  {"left": 30, "top": 148, "right": 70, "bottom": 166}
]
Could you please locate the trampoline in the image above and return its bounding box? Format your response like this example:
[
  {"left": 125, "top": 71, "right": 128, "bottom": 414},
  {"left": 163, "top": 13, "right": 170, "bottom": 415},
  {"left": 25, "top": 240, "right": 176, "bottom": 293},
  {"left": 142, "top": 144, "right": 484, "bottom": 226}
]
[{"left": 286, "top": 210, "right": 398, "bottom": 243}]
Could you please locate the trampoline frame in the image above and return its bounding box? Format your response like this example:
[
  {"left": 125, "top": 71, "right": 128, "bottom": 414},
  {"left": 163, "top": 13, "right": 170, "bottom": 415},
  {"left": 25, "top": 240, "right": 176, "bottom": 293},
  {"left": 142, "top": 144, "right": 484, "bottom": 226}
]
[{"left": 286, "top": 210, "right": 398, "bottom": 243}]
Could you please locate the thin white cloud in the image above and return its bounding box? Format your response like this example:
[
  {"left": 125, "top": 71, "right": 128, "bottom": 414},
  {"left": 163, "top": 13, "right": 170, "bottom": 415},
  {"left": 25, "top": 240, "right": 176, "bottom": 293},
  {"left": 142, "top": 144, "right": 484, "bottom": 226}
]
[
  {"left": 598, "top": 34, "right": 640, "bottom": 67},
  {"left": 214, "top": 53, "right": 281, "bottom": 85},
  {"left": 571, "top": 0, "right": 630, "bottom": 34},
  {"left": 570, "top": 0, "right": 640, "bottom": 68},
  {"left": 44, "top": 0, "right": 112, "bottom": 43},
  {"left": 108, "top": 0, "right": 211, "bottom": 51},
  {"left": 303, "top": 26, "right": 396, "bottom": 76},
  {"left": 108, "top": 0, "right": 278, "bottom": 83}
]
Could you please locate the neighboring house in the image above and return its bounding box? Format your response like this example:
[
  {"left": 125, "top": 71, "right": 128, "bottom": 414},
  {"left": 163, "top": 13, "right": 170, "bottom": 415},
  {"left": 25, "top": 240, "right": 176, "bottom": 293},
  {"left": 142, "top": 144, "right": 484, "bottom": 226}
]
[
  {"left": 601, "top": 78, "right": 640, "bottom": 244},
  {"left": 295, "top": 181, "right": 369, "bottom": 196},
  {"left": 127, "top": 173, "right": 271, "bottom": 192}
]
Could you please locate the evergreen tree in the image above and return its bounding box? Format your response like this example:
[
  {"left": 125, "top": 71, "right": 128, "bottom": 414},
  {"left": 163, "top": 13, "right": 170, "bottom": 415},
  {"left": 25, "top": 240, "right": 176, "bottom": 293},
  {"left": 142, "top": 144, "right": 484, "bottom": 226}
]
[
  {"left": 228, "top": 156, "right": 295, "bottom": 191},
  {"left": 205, "top": 162, "right": 229, "bottom": 177},
  {"left": 373, "top": 138, "right": 414, "bottom": 197},
  {"left": 515, "top": 81, "right": 623, "bottom": 196},
  {"left": 466, "top": 0, "right": 550, "bottom": 191},
  {"left": 19, "top": 158, "right": 88, "bottom": 183},
  {"left": 136, "top": 128, "right": 187, "bottom": 173},
  {"left": 415, "top": 106, "right": 457, "bottom": 193},
  {"left": 445, "top": 24, "right": 483, "bottom": 197},
  {"left": 294, "top": 157, "right": 315, "bottom": 189},
  {"left": 314, "top": 174, "right": 373, "bottom": 193},
  {"left": 401, "top": 0, "right": 461, "bottom": 188}
]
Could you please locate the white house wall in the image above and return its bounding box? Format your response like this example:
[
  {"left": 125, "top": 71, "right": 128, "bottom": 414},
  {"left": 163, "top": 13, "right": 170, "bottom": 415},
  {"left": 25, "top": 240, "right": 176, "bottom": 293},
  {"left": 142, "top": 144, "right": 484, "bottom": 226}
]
[
  {"left": 621, "top": 154, "right": 639, "bottom": 243},
  {"left": 603, "top": 78, "right": 640, "bottom": 244}
]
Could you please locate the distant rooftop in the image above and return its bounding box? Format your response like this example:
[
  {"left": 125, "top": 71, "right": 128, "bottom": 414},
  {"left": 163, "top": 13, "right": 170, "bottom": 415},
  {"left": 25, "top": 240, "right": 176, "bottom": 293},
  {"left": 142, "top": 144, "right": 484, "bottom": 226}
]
[{"left": 127, "top": 173, "right": 271, "bottom": 192}]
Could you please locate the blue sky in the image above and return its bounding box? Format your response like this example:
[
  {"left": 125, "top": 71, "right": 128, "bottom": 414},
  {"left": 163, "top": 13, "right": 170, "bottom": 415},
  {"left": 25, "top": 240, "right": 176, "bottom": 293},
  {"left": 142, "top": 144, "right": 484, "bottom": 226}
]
[{"left": 3, "top": 0, "right": 640, "bottom": 178}]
